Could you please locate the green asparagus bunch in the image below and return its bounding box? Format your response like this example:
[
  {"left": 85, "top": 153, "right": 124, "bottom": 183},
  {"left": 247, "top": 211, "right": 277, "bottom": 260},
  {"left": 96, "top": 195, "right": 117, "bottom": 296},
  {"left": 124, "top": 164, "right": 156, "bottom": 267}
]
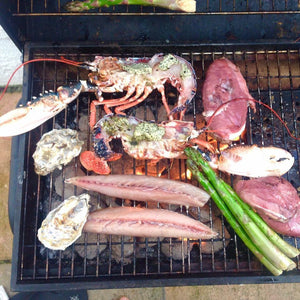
[
  {"left": 65, "top": 0, "right": 196, "bottom": 13},
  {"left": 185, "top": 147, "right": 299, "bottom": 276}
]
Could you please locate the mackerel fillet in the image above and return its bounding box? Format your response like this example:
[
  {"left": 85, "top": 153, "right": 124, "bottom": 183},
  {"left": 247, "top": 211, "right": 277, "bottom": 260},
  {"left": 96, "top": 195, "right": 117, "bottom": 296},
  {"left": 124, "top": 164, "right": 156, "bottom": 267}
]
[
  {"left": 66, "top": 175, "right": 210, "bottom": 208},
  {"left": 84, "top": 206, "right": 218, "bottom": 239}
]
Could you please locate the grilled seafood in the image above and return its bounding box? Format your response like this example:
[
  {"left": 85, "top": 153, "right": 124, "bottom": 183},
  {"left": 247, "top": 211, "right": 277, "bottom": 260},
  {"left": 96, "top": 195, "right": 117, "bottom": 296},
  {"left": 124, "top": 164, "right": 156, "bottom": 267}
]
[
  {"left": 79, "top": 114, "right": 206, "bottom": 174},
  {"left": 83, "top": 206, "right": 218, "bottom": 239},
  {"left": 79, "top": 114, "right": 294, "bottom": 177},
  {"left": 90, "top": 114, "right": 196, "bottom": 160},
  {"left": 0, "top": 83, "right": 81, "bottom": 137},
  {"left": 33, "top": 128, "right": 84, "bottom": 176},
  {"left": 0, "top": 54, "right": 196, "bottom": 137},
  {"left": 208, "top": 145, "right": 294, "bottom": 177},
  {"left": 37, "top": 194, "right": 90, "bottom": 250},
  {"left": 87, "top": 54, "right": 196, "bottom": 121},
  {"left": 65, "top": 174, "right": 210, "bottom": 208},
  {"left": 161, "top": 217, "right": 231, "bottom": 259},
  {"left": 202, "top": 57, "right": 256, "bottom": 142}
]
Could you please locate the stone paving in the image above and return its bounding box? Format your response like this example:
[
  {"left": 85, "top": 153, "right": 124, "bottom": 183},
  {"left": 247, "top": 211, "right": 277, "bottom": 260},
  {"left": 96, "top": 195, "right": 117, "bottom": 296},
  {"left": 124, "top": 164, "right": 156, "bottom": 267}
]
[
  {"left": 1, "top": 93, "right": 300, "bottom": 299},
  {"left": 0, "top": 92, "right": 19, "bottom": 262},
  {"left": 0, "top": 26, "right": 22, "bottom": 86}
]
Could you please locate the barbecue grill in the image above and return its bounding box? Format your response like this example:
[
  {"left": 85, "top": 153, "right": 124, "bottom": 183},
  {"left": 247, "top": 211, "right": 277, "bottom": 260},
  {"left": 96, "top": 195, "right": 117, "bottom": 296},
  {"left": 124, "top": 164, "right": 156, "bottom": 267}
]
[{"left": 0, "top": 0, "right": 300, "bottom": 292}]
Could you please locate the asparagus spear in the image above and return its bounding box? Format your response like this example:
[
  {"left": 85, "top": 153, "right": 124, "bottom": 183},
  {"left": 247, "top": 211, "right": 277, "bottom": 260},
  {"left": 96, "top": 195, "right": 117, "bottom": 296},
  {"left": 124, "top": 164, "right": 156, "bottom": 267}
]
[
  {"left": 186, "top": 159, "right": 283, "bottom": 276},
  {"left": 65, "top": 0, "right": 196, "bottom": 13},
  {"left": 185, "top": 147, "right": 298, "bottom": 274}
]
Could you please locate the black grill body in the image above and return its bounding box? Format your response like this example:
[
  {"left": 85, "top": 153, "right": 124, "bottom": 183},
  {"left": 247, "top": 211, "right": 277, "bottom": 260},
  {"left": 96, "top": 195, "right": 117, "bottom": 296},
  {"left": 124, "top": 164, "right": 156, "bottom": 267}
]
[{"left": 0, "top": 0, "right": 300, "bottom": 292}]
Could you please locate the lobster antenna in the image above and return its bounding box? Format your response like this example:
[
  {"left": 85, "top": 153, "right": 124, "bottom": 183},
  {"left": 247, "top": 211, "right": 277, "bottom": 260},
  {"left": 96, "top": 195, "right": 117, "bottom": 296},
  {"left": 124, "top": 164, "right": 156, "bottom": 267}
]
[
  {"left": 0, "top": 57, "right": 83, "bottom": 102},
  {"left": 204, "top": 97, "right": 300, "bottom": 141}
]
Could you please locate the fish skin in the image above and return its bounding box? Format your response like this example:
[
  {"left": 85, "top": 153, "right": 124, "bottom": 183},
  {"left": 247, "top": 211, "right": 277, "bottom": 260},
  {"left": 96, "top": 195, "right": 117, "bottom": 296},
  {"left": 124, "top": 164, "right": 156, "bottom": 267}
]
[
  {"left": 65, "top": 174, "right": 210, "bottom": 208},
  {"left": 83, "top": 206, "right": 218, "bottom": 239}
]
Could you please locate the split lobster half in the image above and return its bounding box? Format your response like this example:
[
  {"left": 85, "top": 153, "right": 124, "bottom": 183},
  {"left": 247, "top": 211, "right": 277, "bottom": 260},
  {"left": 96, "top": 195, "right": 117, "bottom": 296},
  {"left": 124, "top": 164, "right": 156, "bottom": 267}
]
[{"left": 79, "top": 113, "right": 295, "bottom": 177}]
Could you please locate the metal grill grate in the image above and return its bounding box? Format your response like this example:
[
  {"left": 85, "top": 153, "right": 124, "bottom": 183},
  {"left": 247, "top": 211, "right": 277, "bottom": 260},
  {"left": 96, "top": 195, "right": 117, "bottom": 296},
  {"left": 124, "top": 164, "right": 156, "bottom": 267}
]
[
  {"left": 10, "top": 45, "right": 300, "bottom": 291},
  {"left": 12, "top": 0, "right": 300, "bottom": 15}
]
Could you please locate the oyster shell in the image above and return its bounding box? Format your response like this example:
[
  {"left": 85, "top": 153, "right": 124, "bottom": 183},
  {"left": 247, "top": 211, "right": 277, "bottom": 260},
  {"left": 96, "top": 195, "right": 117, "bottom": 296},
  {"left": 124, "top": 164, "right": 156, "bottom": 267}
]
[
  {"left": 33, "top": 128, "right": 84, "bottom": 176},
  {"left": 38, "top": 194, "right": 90, "bottom": 250}
]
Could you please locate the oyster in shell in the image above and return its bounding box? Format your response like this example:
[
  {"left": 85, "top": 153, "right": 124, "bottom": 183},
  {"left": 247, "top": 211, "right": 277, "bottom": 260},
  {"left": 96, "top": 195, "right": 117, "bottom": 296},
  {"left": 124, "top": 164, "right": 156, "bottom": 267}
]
[
  {"left": 33, "top": 128, "right": 84, "bottom": 176},
  {"left": 38, "top": 194, "right": 90, "bottom": 250}
]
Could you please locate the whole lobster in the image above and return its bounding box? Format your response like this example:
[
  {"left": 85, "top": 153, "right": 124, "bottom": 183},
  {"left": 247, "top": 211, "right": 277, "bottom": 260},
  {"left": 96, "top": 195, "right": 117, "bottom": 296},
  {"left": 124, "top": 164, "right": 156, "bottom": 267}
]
[{"left": 0, "top": 53, "right": 196, "bottom": 137}]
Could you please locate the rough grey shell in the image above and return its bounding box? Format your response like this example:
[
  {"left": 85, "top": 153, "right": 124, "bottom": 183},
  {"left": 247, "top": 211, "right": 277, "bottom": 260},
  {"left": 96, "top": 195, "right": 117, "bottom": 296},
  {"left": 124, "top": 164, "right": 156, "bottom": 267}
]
[
  {"left": 37, "top": 194, "right": 90, "bottom": 250},
  {"left": 33, "top": 128, "right": 84, "bottom": 176}
]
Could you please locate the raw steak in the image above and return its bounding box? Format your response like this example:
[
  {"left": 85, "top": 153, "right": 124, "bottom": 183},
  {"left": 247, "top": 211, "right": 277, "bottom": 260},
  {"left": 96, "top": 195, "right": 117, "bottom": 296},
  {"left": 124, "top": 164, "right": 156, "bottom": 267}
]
[
  {"left": 202, "top": 58, "right": 256, "bottom": 141},
  {"left": 235, "top": 176, "right": 300, "bottom": 236}
]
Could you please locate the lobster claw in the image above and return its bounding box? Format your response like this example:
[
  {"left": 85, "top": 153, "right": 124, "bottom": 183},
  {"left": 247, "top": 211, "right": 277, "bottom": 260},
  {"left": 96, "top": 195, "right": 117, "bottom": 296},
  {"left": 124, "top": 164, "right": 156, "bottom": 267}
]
[{"left": 0, "top": 82, "right": 82, "bottom": 137}]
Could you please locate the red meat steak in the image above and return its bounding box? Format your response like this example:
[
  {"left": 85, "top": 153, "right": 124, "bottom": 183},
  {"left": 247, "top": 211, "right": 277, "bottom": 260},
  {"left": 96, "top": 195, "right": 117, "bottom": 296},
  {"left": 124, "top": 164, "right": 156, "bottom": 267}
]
[
  {"left": 235, "top": 176, "right": 299, "bottom": 222},
  {"left": 261, "top": 212, "right": 300, "bottom": 237},
  {"left": 235, "top": 176, "right": 300, "bottom": 237},
  {"left": 202, "top": 58, "right": 256, "bottom": 141}
]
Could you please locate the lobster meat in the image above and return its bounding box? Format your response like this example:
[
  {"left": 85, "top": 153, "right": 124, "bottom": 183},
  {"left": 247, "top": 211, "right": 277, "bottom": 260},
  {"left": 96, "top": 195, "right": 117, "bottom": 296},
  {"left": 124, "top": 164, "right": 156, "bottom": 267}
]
[
  {"left": 79, "top": 114, "right": 210, "bottom": 174},
  {"left": 80, "top": 114, "right": 294, "bottom": 177},
  {"left": 0, "top": 83, "right": 82, "bottom": 137},
  {"left": 87, "top": 54, "right": 196, "bottom": 120},
  {"left": 0, "top": 53, "right": 196, "bottom": 137},
  {"left": 208, "top": 145, "right": 294, "bottom": 178}
]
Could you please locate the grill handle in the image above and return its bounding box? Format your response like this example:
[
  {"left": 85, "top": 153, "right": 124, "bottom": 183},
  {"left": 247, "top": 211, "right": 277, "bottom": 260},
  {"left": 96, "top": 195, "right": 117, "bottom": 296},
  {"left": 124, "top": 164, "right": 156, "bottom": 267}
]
[{"left": 8, "top": 98, "right": 27, "bottom": 234}]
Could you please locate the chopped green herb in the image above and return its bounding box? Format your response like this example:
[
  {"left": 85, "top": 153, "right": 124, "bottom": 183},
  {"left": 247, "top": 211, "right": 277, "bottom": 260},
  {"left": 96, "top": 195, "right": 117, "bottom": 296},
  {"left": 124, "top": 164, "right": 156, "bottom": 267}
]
[
  {"left": 133, "top": 122, "right": 165, "bottom": 142},
  {"left": 180, "top": 63, "right": 192, "bottom": 79},
  {"left": 122, "top": 63, "right": 152, "bottom": 75},
  {"left": 159, "top": 54, "right": 178, "bottom": 71},
  {"left": 102, "top": 116, "right": 130, "bottom": 136}
]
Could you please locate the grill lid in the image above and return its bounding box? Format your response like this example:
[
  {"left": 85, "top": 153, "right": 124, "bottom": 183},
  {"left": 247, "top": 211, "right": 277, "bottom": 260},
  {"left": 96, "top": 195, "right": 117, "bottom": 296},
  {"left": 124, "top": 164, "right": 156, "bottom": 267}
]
[{"left": 0, "top": 0, "right": 300, "bottom": 51}]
